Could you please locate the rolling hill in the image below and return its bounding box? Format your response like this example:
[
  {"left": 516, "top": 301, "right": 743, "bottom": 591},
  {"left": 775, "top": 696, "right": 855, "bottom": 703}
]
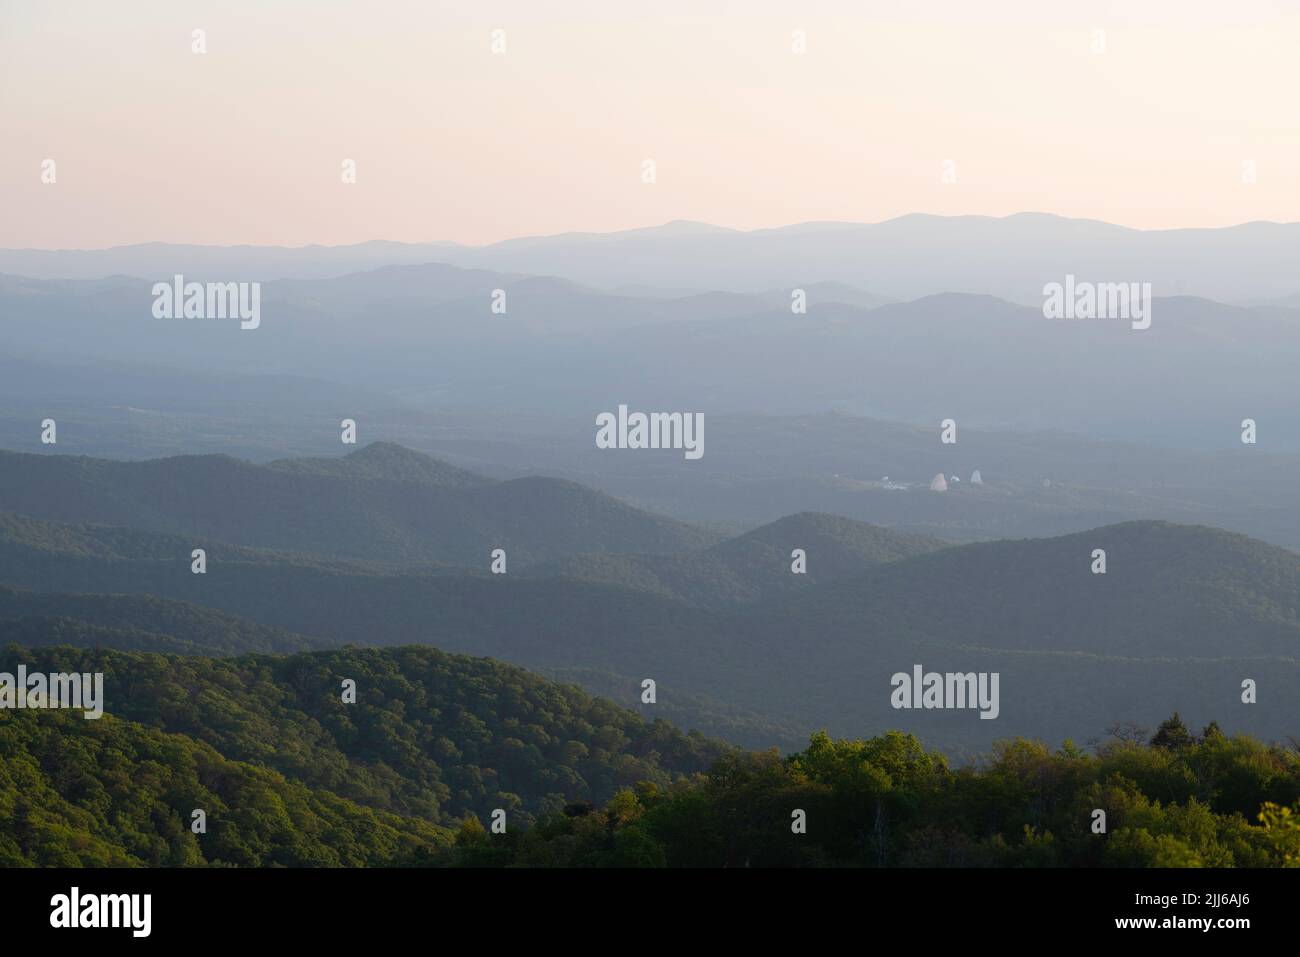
[
  {"left": 532, "top": 512, "right": 947, "bottom": 607},
  {"left": 0, "top": 444, "right": 718, "bottom": 565}
]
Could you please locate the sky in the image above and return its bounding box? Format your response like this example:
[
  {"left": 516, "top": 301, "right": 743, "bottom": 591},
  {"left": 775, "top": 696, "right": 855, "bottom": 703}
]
[{"left": 2, "top": 0, "right": 1298, "bottom": 249}]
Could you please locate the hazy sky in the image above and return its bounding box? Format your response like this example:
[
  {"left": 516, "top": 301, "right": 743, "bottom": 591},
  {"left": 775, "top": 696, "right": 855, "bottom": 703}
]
[{"left": 2, "top": 0, "right": 1298, "bottom": 249}]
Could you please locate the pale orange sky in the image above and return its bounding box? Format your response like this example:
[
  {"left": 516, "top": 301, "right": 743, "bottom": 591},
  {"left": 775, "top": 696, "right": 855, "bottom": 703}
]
[{"left": 2, "top": 0, "right": 1298, "bottom": 249}]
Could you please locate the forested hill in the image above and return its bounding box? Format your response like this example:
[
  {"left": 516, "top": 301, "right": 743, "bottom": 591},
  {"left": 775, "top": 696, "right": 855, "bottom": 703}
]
[
  {"left": 432, "top": 725, "right": 1300, "bottom": 868},
  {"left": 0, "top": 706, "right": 454, "bottom": 867},
  {"left": 5, "top": 697, "right": 1298, "bottom": 867},
  {"left": 0, "top": 644, "right": 730, "bottom": 844}
]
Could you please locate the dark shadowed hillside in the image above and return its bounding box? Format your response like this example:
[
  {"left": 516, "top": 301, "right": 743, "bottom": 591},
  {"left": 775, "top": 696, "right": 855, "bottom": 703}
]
[
  {"left": 0, "top": 584, "right": 329, "bottom": 655},
  {"left": 533, "top": 512, "right": 947, "bottom": 607},
  {"left": 764, "top": 520, "right": 1300, "bottom": 660},
  {"left": 0, "top": 445, "right": 719, "bottom": 565}
]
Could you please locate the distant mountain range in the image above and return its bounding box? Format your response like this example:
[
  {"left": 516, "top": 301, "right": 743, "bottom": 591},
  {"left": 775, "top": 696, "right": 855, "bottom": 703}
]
[
  {"left": 5, "top": 214, "right": 1300, "bottom": 304},
  {"left": 5, "top": 264, "right": 1300, "bottom": 455}
]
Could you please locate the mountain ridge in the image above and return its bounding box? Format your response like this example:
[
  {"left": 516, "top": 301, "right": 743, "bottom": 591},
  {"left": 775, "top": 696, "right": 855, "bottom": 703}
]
[{"left": 0, "top": 444, "right": 718, "bottom": 564}]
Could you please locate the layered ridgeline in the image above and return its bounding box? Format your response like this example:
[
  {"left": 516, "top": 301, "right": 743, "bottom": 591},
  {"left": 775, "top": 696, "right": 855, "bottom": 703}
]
[
  {"left": 0, "top": 584, "right": 793, "bottom": 749},
  {"left": 0, "top": 472, "right": 944, "bottom": 611},
  {"left": 5, "top": 216, "right": 1300, "bottom": 303},
  {"left": 1, "top": 496, "right": 1298, "bottom": 753},
  {"left": 0, "top": 443, "right": 718, "bottom": 565},
  {"left": 0, "top": 643, "right": 728, "bottom": 866},
  {"left": 710, "top": 521, "right": 1300, "bottom": 755},
  {"left": 8, "top": 262, "right": 1300, "bottom": 454}
]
